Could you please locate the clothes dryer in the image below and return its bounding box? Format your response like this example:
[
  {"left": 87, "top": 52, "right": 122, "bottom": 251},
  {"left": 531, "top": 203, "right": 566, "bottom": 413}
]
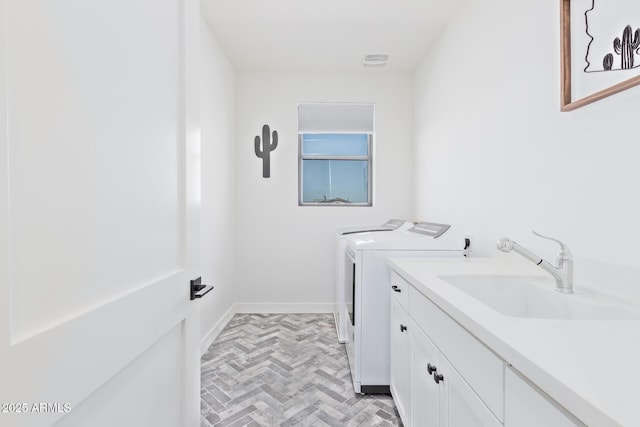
[
  {"left": 334, "top": 219, "right": 413, "bottom": 343},
  {"left": 344, "top": 222, "right": 465, "bottom": 394}
]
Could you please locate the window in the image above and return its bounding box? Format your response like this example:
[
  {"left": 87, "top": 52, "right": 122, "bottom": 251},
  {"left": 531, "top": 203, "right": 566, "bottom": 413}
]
[
  {"left": 299, "top": 133, "right": 372, "bottom": 205},
  {"left": 297, "top": 103, "right": 374, "bottom": 206}
]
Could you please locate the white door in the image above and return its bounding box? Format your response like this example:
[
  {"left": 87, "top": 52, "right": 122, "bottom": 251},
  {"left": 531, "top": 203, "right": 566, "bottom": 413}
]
[{"left": 0, "top": 0, "right": 201, "bottom": 426}]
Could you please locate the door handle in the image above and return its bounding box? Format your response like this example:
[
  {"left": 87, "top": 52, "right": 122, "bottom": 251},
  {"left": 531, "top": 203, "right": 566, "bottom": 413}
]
[
  {"left": 400, "top": 324, "right": 407, "bottom": 332},
  {"left": 190, "top": 277, "right": 214, "bottom": 300},
  {"left": 391, "top": 285, "right": 401, "bottom": 293}
]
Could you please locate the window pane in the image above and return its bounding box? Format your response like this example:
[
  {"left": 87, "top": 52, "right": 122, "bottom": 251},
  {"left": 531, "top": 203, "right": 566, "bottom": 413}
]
[
  {"left": 302, "top": 160, "right": 369, "bottom": 204},
  {"left": 301, "top": 134, "right": 369, "bottom": 156}
]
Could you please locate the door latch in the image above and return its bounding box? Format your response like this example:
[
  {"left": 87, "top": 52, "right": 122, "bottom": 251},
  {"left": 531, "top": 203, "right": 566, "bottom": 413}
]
[{"left": 190, "top": 277, "right": 213, "bottom": 301}]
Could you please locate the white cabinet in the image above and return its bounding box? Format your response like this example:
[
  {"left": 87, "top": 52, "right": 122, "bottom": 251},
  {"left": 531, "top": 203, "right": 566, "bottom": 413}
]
[
  {"left": 390, "top": 271, "right": 587, "bottom": 427},
  {"left": 505, "top": 368, "right": 585, "bottom": 427},
  {"left": 408, "top": 284, "right": 504, "bottom": 420},
  {"left": 390, "top": 273, "right": 501, "bottom": 427},
  {"left": 441, "top": 355, "right": 502, "bottom": 427},
  {"left": 390, "top": 297, "right": 412, "bottom": 425},
  {"left": 411, "top": 326, "right": 501, "bottom": 427}
]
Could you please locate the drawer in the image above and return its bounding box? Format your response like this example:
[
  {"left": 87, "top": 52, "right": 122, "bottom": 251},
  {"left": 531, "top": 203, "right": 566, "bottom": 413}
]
[
  {"left": 408, "top": 284, "right": 505, "bottom": 422},
  {"left": 390, "top": 271, "right": 410, "bottom": 310}
]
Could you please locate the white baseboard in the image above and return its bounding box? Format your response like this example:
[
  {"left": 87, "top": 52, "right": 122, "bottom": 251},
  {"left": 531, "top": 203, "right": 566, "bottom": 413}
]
[
  {"left": 200, "top": 304, "right": 236, "bottom": 356},
  {"left": 234, "top": 302, "right": 333, "bottom": 314}
]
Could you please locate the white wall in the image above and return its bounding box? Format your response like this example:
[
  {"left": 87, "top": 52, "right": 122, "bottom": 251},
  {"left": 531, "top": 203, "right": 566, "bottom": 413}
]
[
  {"left": 234, "top": 72, "right": 414, "bottom": 309},
  {"left": 414, "top": 0, "right": 640, "bottom": 293},
  {"left": 199, "top": 18, "right": 236, "bottom": 348}
]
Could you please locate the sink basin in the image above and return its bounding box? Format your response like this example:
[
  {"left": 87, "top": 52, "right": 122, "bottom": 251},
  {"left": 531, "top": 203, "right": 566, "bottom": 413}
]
[{"left": 438, "top": 275, "right": 640, "bottom": 320}]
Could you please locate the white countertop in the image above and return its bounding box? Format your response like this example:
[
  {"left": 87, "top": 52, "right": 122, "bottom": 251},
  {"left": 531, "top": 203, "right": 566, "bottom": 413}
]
[{"left": 388, "top": 254, "right": 640, "bottom": 427}]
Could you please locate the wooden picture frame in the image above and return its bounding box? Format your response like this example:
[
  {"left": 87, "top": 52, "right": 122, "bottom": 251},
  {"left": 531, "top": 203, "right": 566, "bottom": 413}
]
[{"left": 561, "top": 0, "right": 640, "bottom": 111}]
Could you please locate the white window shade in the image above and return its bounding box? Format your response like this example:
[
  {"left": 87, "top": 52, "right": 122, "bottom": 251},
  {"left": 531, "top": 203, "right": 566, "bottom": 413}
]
[{"left": 298, "top": 103, "right": 374, "bottom": 134}]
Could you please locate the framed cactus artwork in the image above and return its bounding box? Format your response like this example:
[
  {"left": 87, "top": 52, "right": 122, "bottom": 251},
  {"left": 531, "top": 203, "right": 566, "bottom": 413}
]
[{"left": 561, "top": 0, "right": 640, "bottom": 111}]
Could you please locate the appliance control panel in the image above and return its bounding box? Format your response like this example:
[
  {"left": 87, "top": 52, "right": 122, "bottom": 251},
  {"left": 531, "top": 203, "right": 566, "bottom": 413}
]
[
  {"left": 409, "top": 222, "right": 450, "bottom": 238},
  {"left": 383, "top": 219, "right": 408, "bottom": 229}
]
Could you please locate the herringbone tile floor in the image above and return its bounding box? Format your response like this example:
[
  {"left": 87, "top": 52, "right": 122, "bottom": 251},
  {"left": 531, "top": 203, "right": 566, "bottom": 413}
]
[{"left": 201, "top": 313, "right": 403, "bottom": 427}]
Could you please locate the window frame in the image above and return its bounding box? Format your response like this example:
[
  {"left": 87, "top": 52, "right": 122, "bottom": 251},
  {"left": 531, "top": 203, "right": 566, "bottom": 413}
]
[{"left": 297, "top": 133, "right": 373, "bottom": 207}]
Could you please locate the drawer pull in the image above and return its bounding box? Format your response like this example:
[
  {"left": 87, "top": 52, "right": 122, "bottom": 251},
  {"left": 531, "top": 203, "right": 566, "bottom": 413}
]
[
  {"left": 433, "top": 373, "right": 444, "bottom": 384},
  {"left": 427, "top": 363, "right": 437, "bottom": 375},
  {"left": 391, "top": 285, "right": 402, "bottom": 293},
  {"left": 400, "top": 324, "right": 407, "bottom": 332}
]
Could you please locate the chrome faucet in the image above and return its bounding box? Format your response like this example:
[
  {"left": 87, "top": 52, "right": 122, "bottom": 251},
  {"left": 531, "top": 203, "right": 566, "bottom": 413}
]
[{"left": 497, "top": 231, "right": 573, "bottom": 293}]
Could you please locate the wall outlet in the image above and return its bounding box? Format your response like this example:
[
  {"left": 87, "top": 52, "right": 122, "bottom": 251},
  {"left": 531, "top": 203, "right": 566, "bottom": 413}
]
[{"left": 463, "top": 233, "right": 473, "bottom": 257}]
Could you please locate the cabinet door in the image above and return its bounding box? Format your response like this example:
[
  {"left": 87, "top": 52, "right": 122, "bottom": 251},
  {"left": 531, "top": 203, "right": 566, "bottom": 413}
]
[
  {"left": 412, "top": 327, "right": 441, "bottom": 427},
  {"left": 390, "top": 297, "right": 412, "bottom": 426},
  {"left": 505, "top": 368, "right": 585, "bottom": 427},
  {"left": 439, "top": 356, "right": 502, "bottom": 427}
]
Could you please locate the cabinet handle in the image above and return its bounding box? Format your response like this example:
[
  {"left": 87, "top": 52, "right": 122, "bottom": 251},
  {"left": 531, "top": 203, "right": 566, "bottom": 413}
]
[
  {"left": 391, "top": 285, "right": 402, "bottom": 293},
  {"left": 433, "top": 373, "right": 444, "bottom": 384},
  {"left": 400, "top": 324, "right": 407, "bottom": 332},
  {"left": 427, "top": 363, "right": 437, "bottom": 375}
]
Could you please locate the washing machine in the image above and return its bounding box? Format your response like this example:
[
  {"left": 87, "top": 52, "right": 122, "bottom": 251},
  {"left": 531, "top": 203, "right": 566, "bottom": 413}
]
[
  {"left": 334, "top": 219, "right": 414, "bottom": 343},
  {"left": 343, "top": 222, "right": 466, "bottom": 394}
]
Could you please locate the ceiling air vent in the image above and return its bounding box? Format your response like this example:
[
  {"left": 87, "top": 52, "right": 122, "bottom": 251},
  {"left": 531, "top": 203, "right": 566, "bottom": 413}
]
[{"left": 362, "top": 54, "right": 388, "bottom": 67}]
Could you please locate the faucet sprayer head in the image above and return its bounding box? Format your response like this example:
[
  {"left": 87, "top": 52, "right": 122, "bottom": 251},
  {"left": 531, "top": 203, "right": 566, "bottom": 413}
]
[{"left": 497, "top": 237, "right": 514, "bottom": 252}]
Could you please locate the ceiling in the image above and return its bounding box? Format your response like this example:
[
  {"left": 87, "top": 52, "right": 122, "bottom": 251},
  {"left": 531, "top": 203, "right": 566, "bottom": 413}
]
[{"left": 200, "top": 0, "right": 463, "bottom": 72}]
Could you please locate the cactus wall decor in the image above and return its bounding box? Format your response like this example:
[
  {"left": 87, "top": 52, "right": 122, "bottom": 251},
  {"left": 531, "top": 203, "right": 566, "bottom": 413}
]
[
  {"left": 582, "top": 2, "right": 640, "bottom": 73},
  {"left": 254, "top": 124, "right": 278, "bottom": 178},
  {"left": 560, "top": 0, "right": 640, "bottom": 111},
  {"left": 612, "top": 25, "right": 640, "bottom": 70}
]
